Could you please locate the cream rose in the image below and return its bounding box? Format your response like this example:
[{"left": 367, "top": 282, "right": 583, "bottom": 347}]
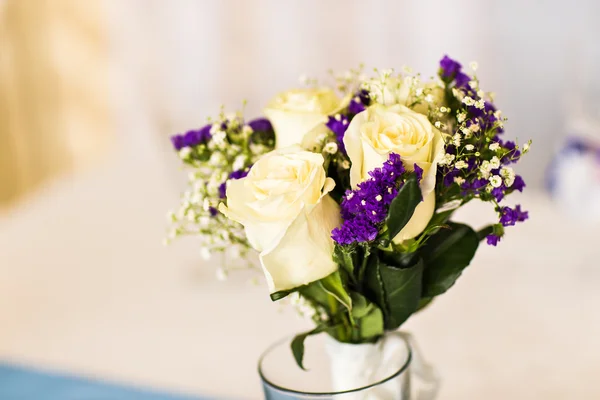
[
  {"left": 264, "top": 88, "right": 342, "bottom": 149},
  {"left": 344, "top": 104, "right": 444, "bottom": 242},
  {"left": 219, "top": 146, "right": 341, "bottom": 293}
]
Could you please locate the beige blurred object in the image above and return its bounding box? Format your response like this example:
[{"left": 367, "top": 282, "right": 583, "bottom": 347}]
[{"left": 0, "top": 0, "right": 113, "bottom": 207}]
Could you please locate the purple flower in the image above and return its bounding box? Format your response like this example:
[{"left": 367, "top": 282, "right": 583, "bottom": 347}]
[
  {"left": 171, "top": 124, "right": 212, "bottom": 150},
  {"left": 486, "top": 234, "right": 501, "bottom": 246},
  {"left": 455, "top": 72, "right": 471, "bottom": 88},
  {"left": 209, "top": 207, "right": 219, "bottom": 217},
  {"left": 326, "top": 115, "right": 350, "bottom": 153},
  {"left": 332, "top": 153, "right": 409, "bottom": 245},
  {"left": 248, "top": 118, "right": 273, "bottom": 132},
  {"left": 414, "top": 164, "right": 424, "bottom": 182},
  {"left": 512, "top": 175, "right": 526, "bottom": 192},
  {"left": 499, "top": 205, "right": 529, "bottom": 227},
  {"left": 170, "top": 134, "right": 185, "bottom": 151},
  {"left": 491, "top": 186, "right": 505, "bottom": 202},
  {"left": 349, "top": 98, "right": 365, "bottom": 115},
  {"left": 440, "top": 55, "right": 462, "bottom": 79}
]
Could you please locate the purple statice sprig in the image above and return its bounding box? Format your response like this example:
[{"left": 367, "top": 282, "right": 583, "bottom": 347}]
[
  {"left": 332, "top": 153, "right": 422, "bottom": 246},
  {"left": 484, "top": 205, "right": 528, "bottom": 246}
]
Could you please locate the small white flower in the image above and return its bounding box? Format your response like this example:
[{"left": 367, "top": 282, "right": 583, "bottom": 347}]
[
  {"left": 475, "top": 99, "right": 485, "bottom": 110},
  {"left": 455, "top": 160, "right": 468, "bottom": 169},
  {"left": 334, "top": 113, "right": 342, "bottom": 121},
  {"left": 200, "top": 247, "right": 211, "bottom": 260},
  {"left": 489, "top": 143, "right": 501, "bottom": 151},
  {"left": 202, "top": 198, "right": 211, "bottom": 212},
  {"left": 425, "top": 94, "right": 434, "bottom": 103},
  {"left": 361, "top": 200, "right": 366, "bottom": 206},
  {"left": 500, "top": 167, "right": 515, "bottom": 187},
  {"left": 469, "top": 80, "right": 478, "bottom": 89},
  {"left": 523, "top": 142, "right": 530, "bottom": 152},
  {"left": 457, "top": 112, "right": 467, "bottom": 123},
  {"left": 454, "top": 176, "right": 466, "bottom": 185},
  {"left": 480, "top": 160, "right": 492, "bottom": 178},
  {"left": 470, "top": 61, "right": 479, "bottom": 71},
  {"left": 489, "top": 175, "right": 502, "bottom": 188},
  {"left": 415, "top": 87, "right": 424, "bottom": 96},
  {"left": 470, "top": 123, "right": 480, "bottom": 132},
  {"left": 465, "top": 144, "right": 475, "bottom": 151},
  {"left": 216, "top": 267, "right": 228, "bottom": 281},
  {"left": 212, "top": 131, "right": 227, "bottom": 145},
  {"left": 375, "top": 195, "right": 382, "bottom": 202},
  {"left": 434, "top": 121, "right": 442, "bottom": 128},
  {"left": 232, "top": 155, "right": 247, "bottom": 171},
  {"left": 453, "top": 134, "right": 461, "bottom": 147},
  {"left": 242, "top": 125, "right": 253, "bottom": 135},
  {"left": 462, "top": 96, "right": 475, "bottom": 106},
  {"left": 178, "top": 147, "right": 192, "bottom": 159},
  {"left": 439, "top": 153, "right": 455, "bottom": 166},
  {"left": 324, "top": 142, "right": 338, "bottom": 154},
  {"left": 341, "top": 160, "right": 351, "bottom": 169},
  {"left": 490, "top": 156, "right": 501, "bottom": 169}
]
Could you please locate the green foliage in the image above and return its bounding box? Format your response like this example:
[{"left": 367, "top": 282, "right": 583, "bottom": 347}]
[
  {"left": 290, "top": 325, "right": 327, "bottom": 370},
  {"left": 421, "top": 222, "right": 479, "bottom": 297},
  {"left": 364, "top": 255, "right": 424, "bottom": 330},
  {"left": 385, "top": 175, "right": 421, "bottom": 240}
]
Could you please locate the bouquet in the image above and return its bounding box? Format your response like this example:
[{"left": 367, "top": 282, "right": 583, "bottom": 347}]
[{"left": 167, "top": 55, "right": 530, "bottom": 380}]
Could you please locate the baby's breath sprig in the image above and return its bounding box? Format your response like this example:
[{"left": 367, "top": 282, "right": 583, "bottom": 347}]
[{"left": 166, "top": 105, "right": 275, "bottom": 271}]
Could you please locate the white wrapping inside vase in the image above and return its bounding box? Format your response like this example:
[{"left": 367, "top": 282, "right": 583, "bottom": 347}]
[{"left": 324, "top": 332, "right": 439, "bottom": 400}]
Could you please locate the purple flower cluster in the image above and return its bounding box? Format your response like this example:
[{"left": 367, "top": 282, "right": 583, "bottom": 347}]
[
  {"left": 348, "top": 90, "right": 370, "bottom": 115},
  {"left": 439, "top": 55, "right": 470, "bottom": 88},
  {"left": 332, "top": 153, "right": 416, "bottom": 245},
  {"left": 326, "top": 115, "right": 350, "bottom": 153},
  {"left": 218, "top": 168, "right": 250, "bottom": 199},
  {"left": 171, "top": 125, "right": 212, "bottom": 151},
  {"left": 248, "top": 118, "right": 273, "bottom": 133},
  {"left": 499, "top": 205, "right": 529, "bottom": 227}
]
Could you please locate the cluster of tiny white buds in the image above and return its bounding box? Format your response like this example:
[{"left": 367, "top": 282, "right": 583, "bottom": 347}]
[
  {"left": 455, "top": 160, "right": 469, "bottom": 169},
  {"left": 215, "top": 267, "right": 228, "bottom": 281},
  {"left": 490, "top": 156, "right": 501, "bottom": 169},
  {"left": 454, "top": 176, "right": 466, "bottom": 185},
  {"left": 474, "top": 99, "right": 485, "bottom": 110},
  {"left": 465, "top": 144, "right": 475, "bottom": 151},
  {"left": 200, "top": 247, "right": 211, "bottom": 261},
  {"left": 462, "top": 96, "right": 475, "bottom": 106},
  {"left": 480, "top": 160, "right": 492, "bottom": 178},
  {"left": 489, "top": 143, "right": 501, "bottom": 151},
  {"left": 523, "top": 141, "right": 531, "bottom": 153},
  {"left": 470, "top": 61, "right": 479, "bottom": 71},
  {"left": 452, "top": 133, "right": 461, "bottom": 147},
  {"left": 425, "top": 94, "right": 434, "bottom": 103},
  {"left": 500, "top": 167, "right": 516, "bottom": 187},
  {"left": 439, "top": 153, "right": 456, "bottom": 166},
  {"left": 324, "top": 142, "right": 338, "bottom": 154},
  {"left": 489, "top": 175, "right": 502, "bottom": 188}
]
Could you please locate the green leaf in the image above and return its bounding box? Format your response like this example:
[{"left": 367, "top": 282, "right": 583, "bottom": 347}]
[
  {"left": 270, "top": 289, "right": 295, "bottom": 301},
  {"left": 319, "top": 271, "right": 352, "bottom": 312},
  {"left": 385, "top": 175, "right": 422, "bottom": 240},
  {"left": 421, "top": 222, "right": 479, "bottom": 297},
  {"left": 350, "top": 293, "right": 384, "bottom": 340},
  {"left": 476, "top": 224, "right": 494, "bottom": 241},
  {"left": 291, "top": 325, "right": 327, "bottom": 370},
  {"left": 333, "top": 245, "right": 355, "bottom": 277},
  {"left": 365, "top": 255, "right": 424, "bottom": 330},
  {"left": 416, "top": 297, "right": 434, "bottom": 313}
]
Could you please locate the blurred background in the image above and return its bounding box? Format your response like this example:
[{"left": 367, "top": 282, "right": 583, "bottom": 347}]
[{"left": 1, "top": 0, "right": 600, "bottom": 399}]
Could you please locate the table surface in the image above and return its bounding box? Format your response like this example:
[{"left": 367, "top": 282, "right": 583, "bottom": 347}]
[{"left": 1, "top": 138, "right": 599, "bottom": 400}]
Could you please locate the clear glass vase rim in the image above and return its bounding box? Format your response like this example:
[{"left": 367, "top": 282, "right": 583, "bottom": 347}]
[{"left": 258, "top": 332, "right": 413, "bottom": 396}]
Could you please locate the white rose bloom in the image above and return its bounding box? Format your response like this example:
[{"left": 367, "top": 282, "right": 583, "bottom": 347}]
[
  {"left": 264, "top": 88, "right": 344, "bottom": 149},
  {"left": 219, "top": 146, "right": 341, "bottom": 293},
  {"left": 344, "top": 104, "right": 445, "bottom": 242}
]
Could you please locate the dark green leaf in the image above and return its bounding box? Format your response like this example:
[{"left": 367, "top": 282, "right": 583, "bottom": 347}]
[
  {"left": 416, "top": 297, "right": 434, "bottom": 313},
  {"left": 291, "top": 325, "right": 327, "bottom": 370},
  {"left": 421, "top": 222, "right": 479, "bottom": 297},
  {"left": 270, "top": 289, "right": 294, "bottom": 301},
  {"left": 476, "top": 225, "right": 494, "bottom": 241},
  {"left": 350, "top": 293, "right": 384, "bottom": 340},
  {"left": 365, "top": 255, "right": 424, "bottom": 330},
  {"left": 386, "top": 175, "right": 422, "bottom": 240}
]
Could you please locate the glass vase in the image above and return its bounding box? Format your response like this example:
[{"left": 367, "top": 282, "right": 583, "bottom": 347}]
[{"left": 258, "top": 332, "right": 438, "bottom": 400}]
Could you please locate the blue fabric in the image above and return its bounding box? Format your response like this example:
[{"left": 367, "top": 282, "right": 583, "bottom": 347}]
[{"left": 0, "top": 363, "right": 207, "bottom": 400}]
